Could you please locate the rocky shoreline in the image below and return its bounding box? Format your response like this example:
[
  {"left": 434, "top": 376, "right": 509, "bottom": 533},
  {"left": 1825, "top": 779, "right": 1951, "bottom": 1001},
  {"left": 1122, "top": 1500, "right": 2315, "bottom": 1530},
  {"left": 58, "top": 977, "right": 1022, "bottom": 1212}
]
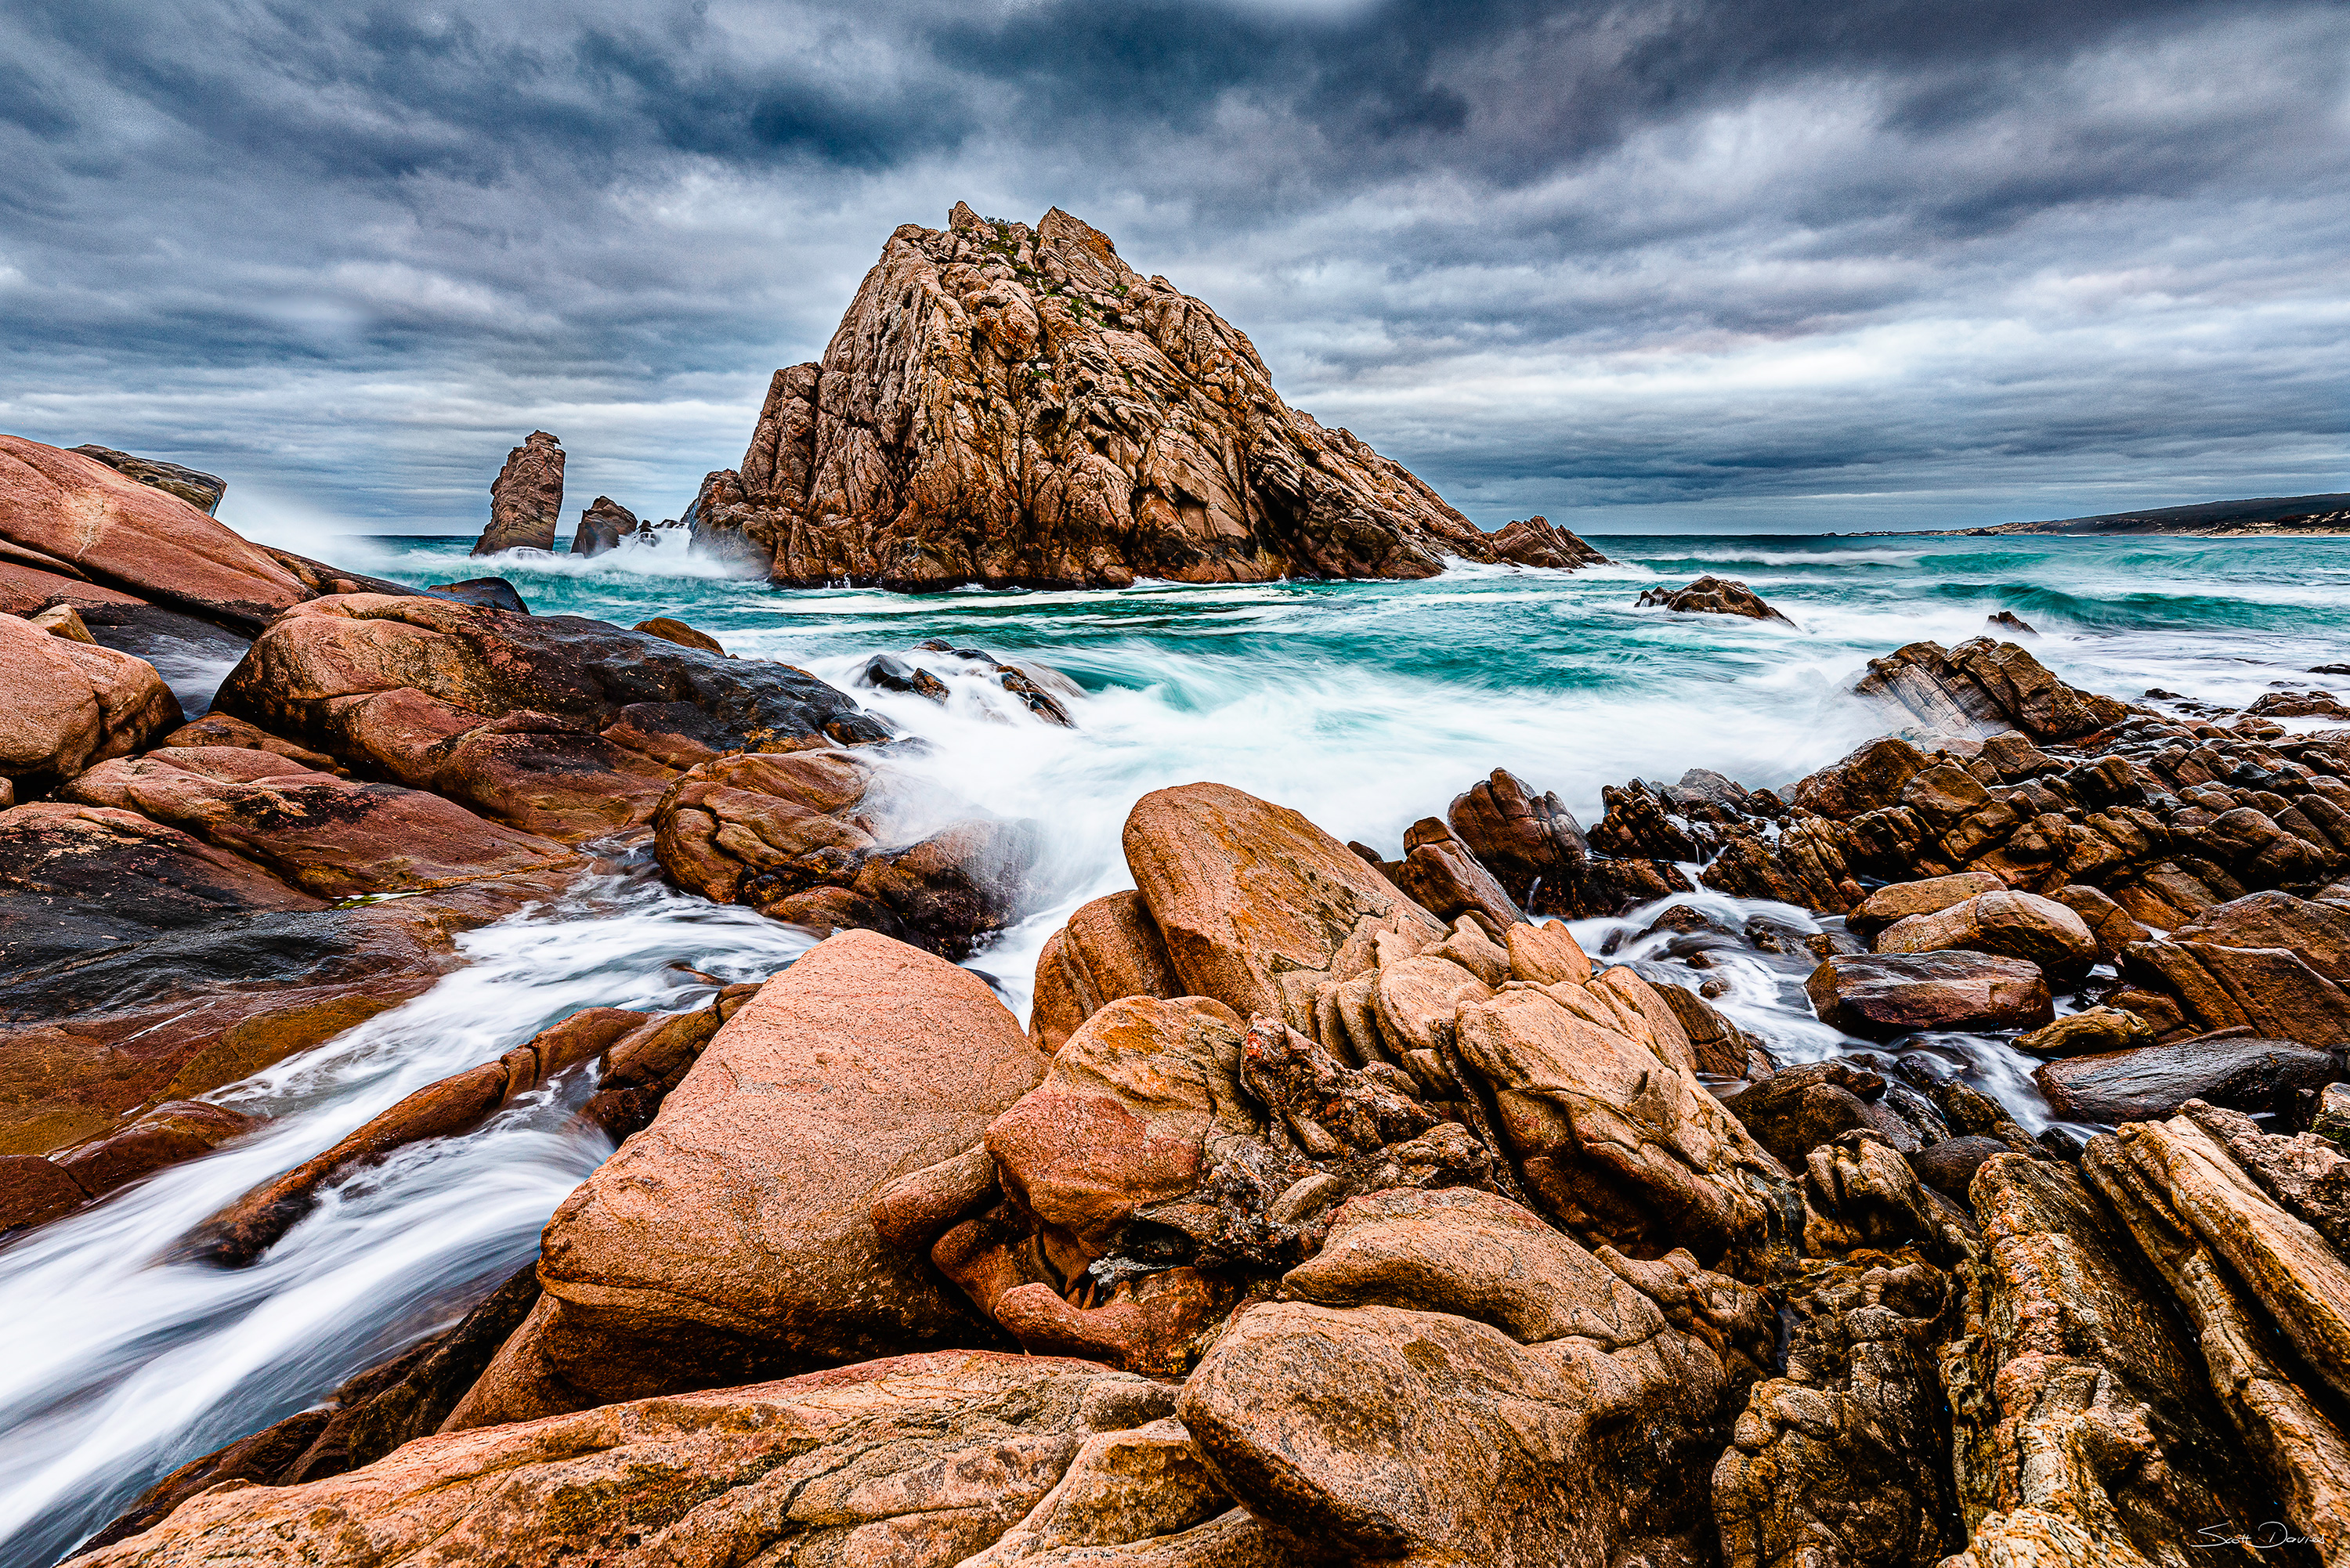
[{"left": 3, "top": 432, "right": 2348, "bottom": 1566}]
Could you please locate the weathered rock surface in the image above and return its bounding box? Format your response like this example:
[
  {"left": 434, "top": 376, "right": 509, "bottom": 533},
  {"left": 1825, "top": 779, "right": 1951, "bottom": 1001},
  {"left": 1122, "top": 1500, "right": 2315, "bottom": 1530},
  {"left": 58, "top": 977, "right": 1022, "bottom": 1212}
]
[
  {"left": 0, "top": 435, "right": 309, "bottom": 628},
  {"left": 1943, "top": 1153, "right": 2287, "bottom": 1567},
  {"left": 1636, "top": 575, "right": 1794, "bottom": 623},
  {"left": 426, "top": 576, "right": 530, "bottom": 612},
  {"left": 2015, "top": 1004, "right": 2157, "bottom": 1057},
  {"left": 68, "top": 444, "right": 227, "bottom": 515},
  {"left": 444, "top": 930, "right": 1046, "bottom": 1429},
  {"left": 573, "top": 495, "right": 634, "bottom": 557},
  {"left": 1714, "top": 1255, "right": 1962, "bottom": 1568},
  {"left": 688, "top": 204, "right": 1607, "bottom": 590},
  {"left": 1846, "top": 872, "right": 2008, "bottom": 939},
  {"left": 0, "top": 610, "right": 182, "bottom": 791},
  {"left": 80, "top": 1350, "right": 1195, "bottom": 1568},
  {"left": 1856, "top": 638, "right": 2130, "bottom": 741},
  {"left": 216, "top": 593, "right": 888, "bottom": 841},
  {"left": 1029, "top": 890, "right": 1180, "bottom": 1053},
  {"left": 1123, "top": 782, "right": 1440, "bottom": 1030},
  {"left": 1806, "top": 951, "right": 2054, "bottom": 1039},
  {"left": 1178, "top": 1299, "right": 1737, "bottom": 1568},
  {"left": 634, "top": 614, "right": 725, "bottom": 655},
  {"left": 1874, "top": 888, "right": 2099, "bottom": 978},
  {"left": 472, "top": 430, "right": 564, "bottom": 555}
]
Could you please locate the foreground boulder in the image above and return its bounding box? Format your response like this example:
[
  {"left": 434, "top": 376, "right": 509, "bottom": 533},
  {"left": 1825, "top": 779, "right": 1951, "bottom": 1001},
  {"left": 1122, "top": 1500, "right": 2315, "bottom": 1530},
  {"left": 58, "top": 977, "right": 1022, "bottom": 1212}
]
[
  {"left": 471, "top": 430, "right": 564, "bottom": 555},
  {"left": 78, "top": 1351, "right": 1220, "bottom": 1567},
  {"left": 1635, "top": 576, "right": 1793, "bottom": 623},
  {"left": 688, "top": 204, "right": 1607, "bottom": 589},
  {"left": 444, "top": 930, "right": 1047, "bottom": 1428},
  {"left": 1806, "top": 951, "right": 2053, "bottom": 1039},
  {"left": 0, "top": 611, "right": 181, "bottom": 792}
]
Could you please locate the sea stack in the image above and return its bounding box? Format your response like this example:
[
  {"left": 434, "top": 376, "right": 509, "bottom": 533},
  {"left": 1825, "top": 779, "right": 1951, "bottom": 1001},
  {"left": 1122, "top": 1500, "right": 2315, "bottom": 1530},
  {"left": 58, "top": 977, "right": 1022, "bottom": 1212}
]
[
  {"left": 688, "top": 204, "right": 1607, "bottom": 590},
  {"left": 573, "top": 496, "right": 635, "bottom": 558},
  {"left": 472, "top": 431, "right": 565, "bottom": 555}
]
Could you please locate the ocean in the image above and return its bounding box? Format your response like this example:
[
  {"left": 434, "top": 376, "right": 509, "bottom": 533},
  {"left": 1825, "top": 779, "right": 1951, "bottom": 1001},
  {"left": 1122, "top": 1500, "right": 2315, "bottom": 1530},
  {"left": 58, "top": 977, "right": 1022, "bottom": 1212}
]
[{"left": 5, "top": 531, "right": 2348, "bottom": 1561}]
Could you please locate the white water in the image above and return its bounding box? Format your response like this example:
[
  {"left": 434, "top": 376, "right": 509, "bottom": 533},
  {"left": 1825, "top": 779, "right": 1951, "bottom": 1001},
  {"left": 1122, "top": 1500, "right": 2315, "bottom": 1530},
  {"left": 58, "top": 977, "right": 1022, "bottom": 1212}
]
[{"left": 9, "top": 533, "right": 2349, "bottom": 1561}]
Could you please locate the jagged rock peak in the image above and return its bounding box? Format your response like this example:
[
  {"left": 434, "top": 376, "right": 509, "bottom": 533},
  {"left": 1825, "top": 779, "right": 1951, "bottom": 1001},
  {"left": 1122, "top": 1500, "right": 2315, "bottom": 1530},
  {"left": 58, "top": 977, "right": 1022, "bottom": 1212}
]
[
  {"left": 472, "top": 430, "right": 565, "bottom": 555},
  {"left": 691, "top": 205, "right": 1607, "bottom": 591}
]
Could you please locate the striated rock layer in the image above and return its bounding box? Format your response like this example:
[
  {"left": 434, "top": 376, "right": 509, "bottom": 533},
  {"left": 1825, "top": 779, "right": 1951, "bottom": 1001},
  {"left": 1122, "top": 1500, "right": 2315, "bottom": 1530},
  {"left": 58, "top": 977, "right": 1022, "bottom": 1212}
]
[{"left": 688, "top": 204, "right": 1607, "bottom": 590}]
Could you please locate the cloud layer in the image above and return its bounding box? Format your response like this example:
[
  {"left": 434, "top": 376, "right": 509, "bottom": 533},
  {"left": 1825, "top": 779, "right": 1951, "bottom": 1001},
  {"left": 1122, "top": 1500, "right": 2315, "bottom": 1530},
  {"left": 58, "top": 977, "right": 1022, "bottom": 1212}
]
[{"left": 2, "top": 0, "right": 2345, "bottom": 537}]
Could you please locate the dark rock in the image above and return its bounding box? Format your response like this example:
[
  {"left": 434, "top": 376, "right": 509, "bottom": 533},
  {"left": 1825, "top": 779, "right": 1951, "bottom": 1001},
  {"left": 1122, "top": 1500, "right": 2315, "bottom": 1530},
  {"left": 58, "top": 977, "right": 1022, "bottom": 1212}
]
[
  {"left": 571, "top": 495, "right": 634, "bottom": 557},
  {"left": 1855, "top": 638, "right": 2127, "bottom": 741},
  {"left": 67, "top": 444, "right": 227, "bottom": 515},
  {"left": 426, "top": 576, "right": 530, "bottom": 613},
  {"left": 1806, "top": 951, "right": 2054, "bottom": 1039},
  {"left": 2035, "top": 1035, "right": 2342, "bottom": 1123},
  {"left": 1909, "top": 1135, "right": 2013, "bottom": 1204},
  {"left": 1635, "top": 575, "right": 1793, "bottom": 623},
  {"left": 633, "top": 616, "right": 725, "bottom": 656},
  {"left": 1723, "top": 1060, "right": 1909, "bottom": 1169},
  {"left": 859, "top": 652, "right": 950, "bottom": 703},
  {"left": 1986, "top": 610, "right": 2036, "bottom": 634},
  {"left": 471, "top": 430, "right": 563, "bottom": 555},
  {"left": 913, "top": 639, "right": 1076, "bottom": 724}
]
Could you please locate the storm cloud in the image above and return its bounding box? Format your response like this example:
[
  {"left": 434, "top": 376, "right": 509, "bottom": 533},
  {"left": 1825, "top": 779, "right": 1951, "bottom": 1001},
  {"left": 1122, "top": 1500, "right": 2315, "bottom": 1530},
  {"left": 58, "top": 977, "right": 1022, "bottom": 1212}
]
[{"left": 2, "top": 0, "right": 2344, "bottom": 536}]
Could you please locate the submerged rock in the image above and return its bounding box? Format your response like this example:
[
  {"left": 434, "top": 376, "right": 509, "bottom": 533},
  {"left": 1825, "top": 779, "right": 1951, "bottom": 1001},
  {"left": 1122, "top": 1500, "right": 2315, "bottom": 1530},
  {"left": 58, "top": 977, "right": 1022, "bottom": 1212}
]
[
  {"left": 1636, "top": 576, "right": 1794, "bottom": 623},
  {"left": 689, "top": 204, "right": 1607, "bottom": 590}
]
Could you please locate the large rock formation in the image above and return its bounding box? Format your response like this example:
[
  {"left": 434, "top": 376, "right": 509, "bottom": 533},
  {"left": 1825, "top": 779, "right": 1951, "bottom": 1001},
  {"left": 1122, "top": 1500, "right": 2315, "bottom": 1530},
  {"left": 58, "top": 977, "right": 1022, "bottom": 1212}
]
[
  {"left": 686, "top": 204, "right": 1607, "bottom": 590},
  {"left": 0, "top": 611, "right": 182, "bottom": 793},
  {"left": 471, "top": 431, "right": 565, "bottom": 555},
  {"left": 572, "top": 496, "right": 634, "bottom": 558}
]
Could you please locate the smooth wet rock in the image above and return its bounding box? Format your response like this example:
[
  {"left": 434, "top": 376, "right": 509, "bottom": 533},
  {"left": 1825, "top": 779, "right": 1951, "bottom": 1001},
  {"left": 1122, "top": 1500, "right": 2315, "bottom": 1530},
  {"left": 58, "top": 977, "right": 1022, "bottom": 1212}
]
[
  {"left": 81, "top": 1350, "right": 1182, "bottom": 1568},
  {"left": 160, "top": 711, "right": 342, "bottom": 773},
  {"left": 217, "top": 592, "right": 887, "bottom": 840},
  {"left": 1909, "top": 1135, "right": 2014, "bottom": 1205},
  {"left": 472, "top": 430, "right": 564, "bottom": 555},
  {"left": 427, "top": 576, "right": 530, "bottom": 612},
  {"left": 52, "top": 1098, "right": 255, "bottom": 1200},
  {"left": 1723, "top": 1060, "right": 1914, "bottom": 1172},
  {"left": 1123, "top": 782, "right": 1441, "bottom": 1029},
  {"left": 0, "top": 876, "right": 562, "bottom": 1155},
  {"left": 0, "top": 610, "right": 182, "bottom": 791},
  {"left": 1635, "top": 575, "right": 1793, "bottom": 623},
  {"left": 444, "top": 930, "right": 1046, "bottom": 1429},
  {"left": 573, "top": 495, "right": 634, "bottom": 558},
  {"left": 2015, "top": 1005, "right": 2157, "bottom": 1057},
  {"left": 0, "top": 1152, "right": 86, "bottom": 1230},
  {"left": 60, "top": 746, "right": 575, "bottom": 898},
  {"left": 1875, "top": 889, "right": 2099, "bottom": 978},
  {"left": 690, "top": 206, "right": 1605, "bottom": 590},
  {"left": 1806, "top": 951, "right": 2053, "bottom": 1039},
  {"left": 0, "top": 435, "right": 309, "bottom": 627},
  {"left": 2037, "top": 1035, "right": 2344, "bottom": 1124}
]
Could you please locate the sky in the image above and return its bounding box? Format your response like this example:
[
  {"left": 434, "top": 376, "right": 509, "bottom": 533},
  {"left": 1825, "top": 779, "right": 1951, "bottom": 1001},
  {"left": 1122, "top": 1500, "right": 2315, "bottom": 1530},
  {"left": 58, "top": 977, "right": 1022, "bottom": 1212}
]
[{"left": 2, "top": 0, "right": 2345, "bottom": 538}]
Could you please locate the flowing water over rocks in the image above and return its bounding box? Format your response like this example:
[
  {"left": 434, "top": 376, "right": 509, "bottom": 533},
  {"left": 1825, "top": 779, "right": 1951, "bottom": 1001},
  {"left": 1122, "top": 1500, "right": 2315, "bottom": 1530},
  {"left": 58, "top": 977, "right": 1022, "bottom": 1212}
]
[{"left": 6, "top": 526, "right": 2350, "bottom": 1565}]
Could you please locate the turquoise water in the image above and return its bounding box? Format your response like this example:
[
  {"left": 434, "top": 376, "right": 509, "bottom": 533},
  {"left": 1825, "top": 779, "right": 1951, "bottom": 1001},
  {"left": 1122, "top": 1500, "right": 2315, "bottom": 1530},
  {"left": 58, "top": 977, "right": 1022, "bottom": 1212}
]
[{"left": 5, "top": 532, "right": 2345, "bottom": 1562}]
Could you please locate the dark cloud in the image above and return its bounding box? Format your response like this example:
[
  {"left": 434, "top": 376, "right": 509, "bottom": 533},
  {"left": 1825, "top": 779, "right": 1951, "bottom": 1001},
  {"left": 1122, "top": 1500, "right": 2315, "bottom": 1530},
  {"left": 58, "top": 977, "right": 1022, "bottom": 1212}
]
[{"left": 0, "top": 0, "right": 2342, "bottom": 538}]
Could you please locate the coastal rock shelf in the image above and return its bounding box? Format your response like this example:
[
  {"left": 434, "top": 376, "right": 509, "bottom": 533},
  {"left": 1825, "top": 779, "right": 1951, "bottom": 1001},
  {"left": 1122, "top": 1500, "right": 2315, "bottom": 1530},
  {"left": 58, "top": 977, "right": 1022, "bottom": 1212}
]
[{"left": 2, "top": 443, "right": 2346, "bottom": 1568}]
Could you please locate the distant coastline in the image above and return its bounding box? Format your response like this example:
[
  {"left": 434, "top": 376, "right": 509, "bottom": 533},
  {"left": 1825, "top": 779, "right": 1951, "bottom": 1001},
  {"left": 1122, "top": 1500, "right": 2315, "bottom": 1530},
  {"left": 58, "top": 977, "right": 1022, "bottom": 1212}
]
[{"left": 1869, "top": 491, "right": 2350, "bottom": 537}]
